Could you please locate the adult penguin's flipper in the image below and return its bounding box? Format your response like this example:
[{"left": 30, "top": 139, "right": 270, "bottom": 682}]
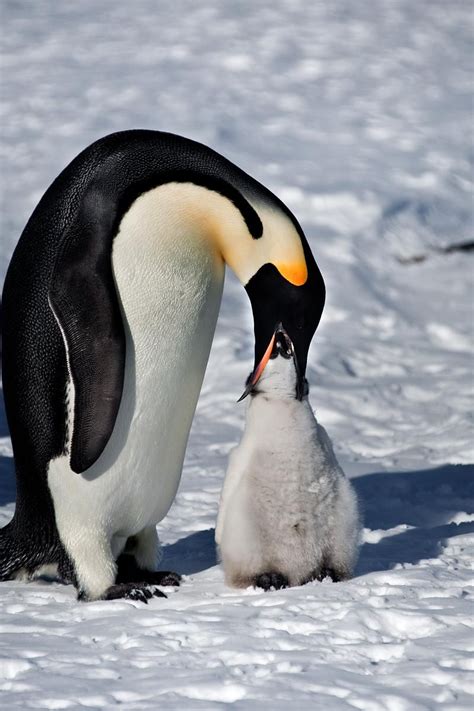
[{"left": 49, "top": 189, "right": 126, "bottom": 474}]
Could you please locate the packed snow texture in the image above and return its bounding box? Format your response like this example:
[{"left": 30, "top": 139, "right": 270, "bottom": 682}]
[{"left": 0, "top": 0, "right": 473, "bottom": 709}]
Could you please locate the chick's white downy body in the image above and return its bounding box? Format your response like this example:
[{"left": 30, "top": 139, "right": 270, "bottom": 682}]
[{"left": 216, "top": 351, "right": 361, "bottom": 588}]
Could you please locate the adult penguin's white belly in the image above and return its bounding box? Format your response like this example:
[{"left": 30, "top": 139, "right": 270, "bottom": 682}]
[{"left": 48, "top": 184, "right": 225, "bottom": 548}]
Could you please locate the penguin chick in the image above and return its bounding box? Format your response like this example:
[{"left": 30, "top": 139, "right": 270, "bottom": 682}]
[{"left": 215, "top": 329, "right": 361, "bottom": 590}]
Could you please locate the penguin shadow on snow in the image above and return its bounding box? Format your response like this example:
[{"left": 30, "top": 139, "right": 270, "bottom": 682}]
[
  {"left": 162, "top": 529, "right": 217, "bottom": 576},
  {"left": 354, "top": 464, "right": 474, "bottom": 576}
]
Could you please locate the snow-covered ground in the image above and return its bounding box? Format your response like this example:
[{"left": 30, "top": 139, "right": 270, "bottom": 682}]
[{"left": 1, "top": 1, "right": 473, "bottom": 708}]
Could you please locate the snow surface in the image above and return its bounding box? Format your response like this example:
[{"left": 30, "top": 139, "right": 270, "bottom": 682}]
[{"left": 1, "top": 0, "right": 473, "bottom": 708}]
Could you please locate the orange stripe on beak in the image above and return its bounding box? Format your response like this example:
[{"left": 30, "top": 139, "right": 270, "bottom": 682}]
[
  {"left": 250, "top": 332, "right": 276, "bottom": 386},
  {"left": 237, "top": 332, "right": 276, "bottom": 402}
]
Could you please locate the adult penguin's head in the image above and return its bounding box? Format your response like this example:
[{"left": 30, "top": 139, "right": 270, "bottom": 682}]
[
  {"left": 239, "top": 227, "right": 325, "bottom": 401},
  {"left": 156, "top": 179, "right": 325, "bottom": 398},
  {"left": 242, "top": 251, "right": 324, "bottom": 400},
  {"left": 217, "top": 197, "right": 325, "bottom": 401}
]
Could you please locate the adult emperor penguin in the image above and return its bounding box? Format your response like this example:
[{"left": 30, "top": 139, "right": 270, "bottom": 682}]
[{"left": 1, "top": 130, "right": 325, "bottom": 602}]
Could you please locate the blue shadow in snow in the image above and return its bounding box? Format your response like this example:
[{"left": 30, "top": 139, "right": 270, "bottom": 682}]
[
  {"left": 354, "top": 463, "right": 474, "bottom": 576},
  {"left": 162, "top": 529, "right": 217, "bottom": 576}
]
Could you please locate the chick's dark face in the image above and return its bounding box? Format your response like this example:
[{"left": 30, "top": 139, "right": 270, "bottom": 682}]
[{"left": 244, "top": 261, "right": 326, "bottom": 398}]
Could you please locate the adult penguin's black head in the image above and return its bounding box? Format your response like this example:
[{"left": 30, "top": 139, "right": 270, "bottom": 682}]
[{"left": 240, "top": 237, "right": 325, "bottom": 401}]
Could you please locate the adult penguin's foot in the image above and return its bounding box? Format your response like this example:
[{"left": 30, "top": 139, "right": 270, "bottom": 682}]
[
  {"left": 102, "top": 582, "right": 166, "bottom": 603},
  {"left": 77, "top": 582, "right": 166, "bottom": 603},
  {"left": 116, "top": 553, "right": 181, "bottom": 587}
]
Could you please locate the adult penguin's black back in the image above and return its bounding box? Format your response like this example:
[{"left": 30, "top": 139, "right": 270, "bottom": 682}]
[{"left": 0, "top": 130, "right": 325, "bottom": 599}]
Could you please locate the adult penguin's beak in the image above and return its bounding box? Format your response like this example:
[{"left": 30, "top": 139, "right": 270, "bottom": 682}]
[
  {"left": 237, "top": 329, "right": 277, "bottom": 402},
  {"left": 239, "top": 257, "right": 326, "bottom": 401}
]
